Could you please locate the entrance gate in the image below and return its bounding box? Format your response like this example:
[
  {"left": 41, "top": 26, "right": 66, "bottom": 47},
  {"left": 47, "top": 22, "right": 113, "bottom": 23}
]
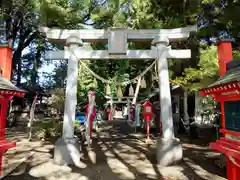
[{"left": 39, "top": 25, "right": 197, "bottom": 166}]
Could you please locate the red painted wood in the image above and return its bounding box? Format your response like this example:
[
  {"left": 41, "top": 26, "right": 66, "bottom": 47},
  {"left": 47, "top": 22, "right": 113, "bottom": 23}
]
[
  {"left": 220, "top": 102, "right": 226, "bottom": 129},
  {"left": 0, "top": 91, "right": 24, "bottom": 98},
  {"left": 0, "top": 47, "right": 12, "bottom": 80},
  {"left": 0, "top": 153, "right": 2, "bottom": 177},
  {"left": 0, "top": 99, "right": 9, "bottom": 140},
  {"left": 219, "top": 129, "right": 240, "bottom": 137},
  {"left": 220, "top": 137, "right": 240, "bottom": 146},
  {"left": 143, "top": 100, "right": 153, "bottom": 121},
  {"left": 210, "top": 142, "right": 240, "bottom": 160},
  {"left": 0, "top": 140, "right": 8, "bottom": 145},
  {"left": 0, "top": 139, "right": 15, "bottom": 146},
  {"left": 200, "top": 82, "right": 240, "bottom": 96},
  {"left": 200, "top": 82, "right": 240, "bottom": 130},
  {"left": 202, "top": 41, "right": 240, "bottom": 180},
  {"left": 226, "top": 156, "right": 240, "bottom": 180},
  {"left": 0, "top": 99, "right": 6, "bottom": 103},
  {"left": 216, "top": 140, "right": 240, "bottom": 151},
  {"left": 217, "top": 41, "right": 233, "bottom": 77},
  {"left": 0, "top": 47, "right": 26, "bottom": 176},
  {"left": 0, "top": 141, "right": 16, "bottom": 151},
  {"left": 215, "top": 95, "right": 240, "bottom": 102}
]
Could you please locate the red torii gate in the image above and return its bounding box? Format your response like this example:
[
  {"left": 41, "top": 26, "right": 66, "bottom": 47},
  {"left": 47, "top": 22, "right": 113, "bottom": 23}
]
[{"left": 0, "top": 76, "right": 25, "bottom": 176}]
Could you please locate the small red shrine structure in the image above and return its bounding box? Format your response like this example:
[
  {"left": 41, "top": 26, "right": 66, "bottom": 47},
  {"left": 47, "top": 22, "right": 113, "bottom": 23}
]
[
  {"left": 143, "top": 100, "right": 153, "bottom": 122},
  {"left": 200, "top": 59, "right": 240, "bottom": 180},
  {"left": 0, "top": 75, "right": 25, "bottom": 176},
  {"left": 0, "top": 20, "right": 25, "bottom": 176},
  {"left": 143, "top": 100, "right": 153, "bottom": 140}
]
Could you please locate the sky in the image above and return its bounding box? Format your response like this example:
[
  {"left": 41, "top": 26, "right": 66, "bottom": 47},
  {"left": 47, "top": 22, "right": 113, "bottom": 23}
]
[
  {"left": 22, "top": 47, "right": 56, "bottom": 84},
  {"left": 38, "top": 63, "right": 55, "bottom": 82}
]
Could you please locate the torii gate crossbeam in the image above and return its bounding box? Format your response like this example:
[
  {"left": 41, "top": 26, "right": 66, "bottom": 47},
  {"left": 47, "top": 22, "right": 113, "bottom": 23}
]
[
  {"left": 39, "top": 25, "right": 197, "bottom": 167},
  {"left": 39, "top": 25, "right": 197, "bottom": 43},
  {"left": 45, "top": 48, "right": 191, "bottom": 60}
]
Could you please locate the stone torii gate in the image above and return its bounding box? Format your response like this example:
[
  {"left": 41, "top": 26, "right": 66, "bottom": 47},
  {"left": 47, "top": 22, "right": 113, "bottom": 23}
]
[{"left": 39, "top": 26, "right": 197, "bottom": 166}]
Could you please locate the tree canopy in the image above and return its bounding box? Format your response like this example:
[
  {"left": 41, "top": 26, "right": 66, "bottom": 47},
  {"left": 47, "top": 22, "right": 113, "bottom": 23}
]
[{"left": 0, "top": 0, "right": 240, "bottom": 104}]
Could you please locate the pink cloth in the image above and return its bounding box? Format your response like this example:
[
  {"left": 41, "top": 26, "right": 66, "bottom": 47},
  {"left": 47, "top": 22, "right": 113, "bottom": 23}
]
[
  {"left": 85, "top": 104, "right": 96, "bottom": 137},
  {"left": 130, "top": 105, "right": 134, "bottom": 121},
  {"left": 107, "top": 108, "right": 112, "bottom": 121}
]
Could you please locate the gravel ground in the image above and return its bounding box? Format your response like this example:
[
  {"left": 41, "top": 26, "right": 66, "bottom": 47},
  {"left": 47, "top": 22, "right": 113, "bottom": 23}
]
[{"left": 2, "top": 120, "right": 226, "bottom": 180}]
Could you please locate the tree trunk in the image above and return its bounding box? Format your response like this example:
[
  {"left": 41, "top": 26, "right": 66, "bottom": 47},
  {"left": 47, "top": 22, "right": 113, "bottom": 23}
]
[
  {"left": 195, "top": 92, "right": 202, "bottom": 124},
  {"left": 183, "top": 89, "right": 189, "bottom": 122},
  {"left": 31, "top": 44, "right": 42, "bottom": 88},
  {"left": 146, "top": 71, "right": 153, "bottom": 93},
  {"left": 13, "top": 31, "right": 37, "bottom": 84},
  {"left": 31, "top": 58, "right": 37, "bottom": 88},
  {"left": 13, "top": 19, "right": 25, "bottom": 84},
  {"left": 15, "top": 50, "right": 22, "bottom": 86}
]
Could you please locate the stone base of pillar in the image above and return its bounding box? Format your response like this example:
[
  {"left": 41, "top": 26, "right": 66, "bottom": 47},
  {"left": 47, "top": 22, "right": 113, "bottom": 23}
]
[
  {"left": 53, "top": 137, "right": 86, "bottom": 168},
  {"left": 156, "top": 137, "right": 183, "bottom": 166}
]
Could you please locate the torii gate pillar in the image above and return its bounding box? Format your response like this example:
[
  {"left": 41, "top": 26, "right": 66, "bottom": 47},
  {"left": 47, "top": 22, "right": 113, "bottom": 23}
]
[
  {"left": 153, "top": 36, "right": 183, "bottom": 166},
  {"left": 53, "top": 36, "right": 86, "bottom": 168}
]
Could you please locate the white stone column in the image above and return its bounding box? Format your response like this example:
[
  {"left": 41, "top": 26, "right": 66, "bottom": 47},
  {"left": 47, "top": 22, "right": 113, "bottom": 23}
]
[
  {"left": 152, "top": 36, "right": 183, "bottom": 166},
  {"left": 62, "top": 36, "right": 82, "bottom": 139},
  {"left": 154, "top": 36, "right": 174, "bottom": 140},
  {"left": 195, "top": 91, "right": 202, "bottom": 124},
  {"left": 54, "top": 36, "right": 86, "bottom": 168}
]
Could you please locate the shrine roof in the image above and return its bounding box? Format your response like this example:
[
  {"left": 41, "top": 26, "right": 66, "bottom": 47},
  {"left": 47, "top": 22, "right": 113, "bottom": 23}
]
[
  {"left": 200, "top": 65, "right": 240, "bottom": 96},
  {"left": 207, "top": 67, "right": 240, "bottom": 89},
  {"left": 0, "top": 76, "right": 26, "bottom": 97}
]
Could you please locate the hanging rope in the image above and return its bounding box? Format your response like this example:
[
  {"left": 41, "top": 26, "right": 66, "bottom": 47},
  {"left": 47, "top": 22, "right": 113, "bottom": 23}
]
[{"left": 69, "top": 47, "right": 157, "bottom": 86}]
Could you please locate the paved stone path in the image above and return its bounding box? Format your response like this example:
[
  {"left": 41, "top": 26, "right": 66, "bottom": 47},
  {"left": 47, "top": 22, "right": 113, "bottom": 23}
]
[{"left": 3, "top": 120, "right": 226, "bottom": 180}]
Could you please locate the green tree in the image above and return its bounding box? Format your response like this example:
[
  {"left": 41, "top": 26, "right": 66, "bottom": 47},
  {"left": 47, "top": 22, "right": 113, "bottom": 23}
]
[
  {"left": 88, "top": 0, "right": 202, "bottom": 97},
  {"left": 172, "top": 45, "right": 219, "bottom": 92},
  {"left": 0, "top": 0, "right": 94, "bottom": 86}
]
